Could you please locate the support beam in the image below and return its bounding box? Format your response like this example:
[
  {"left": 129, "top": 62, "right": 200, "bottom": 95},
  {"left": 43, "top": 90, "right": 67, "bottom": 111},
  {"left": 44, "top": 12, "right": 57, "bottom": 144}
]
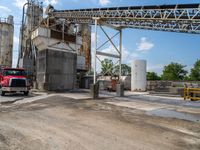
[
  {"left": 119, "top": 29, "right": 122, "bottom": 82},
  {"left": 96, "top": 51, "right": 120, "bottom": 59},
  {"left": 94, "top": 18, "right": 98, "bottom": 84},
  {"left": 93, "top": 20, "right": 122, "bottom": 88}
]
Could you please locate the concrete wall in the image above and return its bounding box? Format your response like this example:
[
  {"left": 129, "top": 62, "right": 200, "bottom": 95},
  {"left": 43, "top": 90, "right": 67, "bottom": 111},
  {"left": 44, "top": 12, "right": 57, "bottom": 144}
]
[
  {"left": 80, "top": 76, "right": 131, "bottom": 90},
  {"left": 37, "top": 49, "right": 77, "bottom": 91}
]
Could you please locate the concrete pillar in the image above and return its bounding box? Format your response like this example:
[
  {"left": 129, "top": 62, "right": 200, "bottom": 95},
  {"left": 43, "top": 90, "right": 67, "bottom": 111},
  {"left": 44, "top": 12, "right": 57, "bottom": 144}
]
[
  {"left": 90, "top": 83, "right": 99, "bottom": 99},
  {"left": 116, "top": 83, "right": 124, "bottom": 97}
]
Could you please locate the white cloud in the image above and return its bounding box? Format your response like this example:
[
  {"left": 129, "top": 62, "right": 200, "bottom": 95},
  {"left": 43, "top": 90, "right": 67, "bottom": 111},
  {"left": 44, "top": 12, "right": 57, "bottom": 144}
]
[
  {"left": 0, "top": 5, "right": 11, "bottom": 17},
  {"left": 99, "top": 0, "right": 110, "bottom": 6},
  {"left": 13, "top": 0, "right": 27, "bottom": 9},
  {"left": 44, "top": 0, "right": 59, "bottom": 5},
  {"left": 136, "top": 37, "right": 154, "bottom": 52},
  {"left": 0, "top": 5, "right": 11, "bottom": 13},
  {"left": 147, "top": 64, "right": 164, "bottom": 75}
]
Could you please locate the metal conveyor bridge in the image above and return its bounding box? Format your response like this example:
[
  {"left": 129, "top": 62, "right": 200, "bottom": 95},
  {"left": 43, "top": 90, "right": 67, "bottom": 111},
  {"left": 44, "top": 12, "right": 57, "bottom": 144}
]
[{"left": 46, "top": 3, "right": 200, "bottom": 34}]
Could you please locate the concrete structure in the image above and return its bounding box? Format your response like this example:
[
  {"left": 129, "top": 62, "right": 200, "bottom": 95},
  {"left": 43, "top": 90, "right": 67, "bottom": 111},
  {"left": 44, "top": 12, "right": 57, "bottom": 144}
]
[
  {"left": 36, "top": 49, "right": 77, "bottom": 91},
  {"left": 116, "top": 83, "right": 124, "bottom": 97},
  {"left": 78, "top": 24, "right": 91, "bottom": 71},
  {"left": 18, "top": 1, "right": 43, "bottom": 72},
  {"left": 31, "top": 15, "right": 91, "bottom": 91},
  {"left": 90, "top": 84, "right": 99, "bottom": 99},
  {"left": 0, "top": 16, "right": 14, "bottom": 67},
  {"left": 131, "top": 60, "right": 147, "bottom": 91}
]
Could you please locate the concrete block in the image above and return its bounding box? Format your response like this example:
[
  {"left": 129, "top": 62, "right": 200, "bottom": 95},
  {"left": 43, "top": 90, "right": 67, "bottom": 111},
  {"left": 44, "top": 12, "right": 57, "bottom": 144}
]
[
  {"left": 36, "top": 49, "right": 77, "bottom": 91},
  {"left": 90, "top": 83, "right": 99, "bottom": 99},
  {"left": 116, "top": 83, "right": 124, "bottom": 97}
]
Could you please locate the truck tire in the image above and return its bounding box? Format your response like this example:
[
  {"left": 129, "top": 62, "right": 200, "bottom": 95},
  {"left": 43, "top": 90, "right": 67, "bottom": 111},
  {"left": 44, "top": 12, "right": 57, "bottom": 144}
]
[{"left": 24, "top": 91, "right": 29, "bottom": 96}]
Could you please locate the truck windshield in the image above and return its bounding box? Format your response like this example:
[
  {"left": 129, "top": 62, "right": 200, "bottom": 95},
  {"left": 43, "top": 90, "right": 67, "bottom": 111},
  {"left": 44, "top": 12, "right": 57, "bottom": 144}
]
[{"left": 3, "top": 70, "right": 26, "bottom": 76}]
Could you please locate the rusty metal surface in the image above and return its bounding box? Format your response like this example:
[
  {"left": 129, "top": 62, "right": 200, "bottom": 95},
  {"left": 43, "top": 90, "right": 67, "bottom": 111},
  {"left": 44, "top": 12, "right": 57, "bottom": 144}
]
[
  {"left": 50, "top": 30, "right": 76, "bottom": 43},
  {"left": 80, "top": 24, "right": 91, "bottom": 70}
]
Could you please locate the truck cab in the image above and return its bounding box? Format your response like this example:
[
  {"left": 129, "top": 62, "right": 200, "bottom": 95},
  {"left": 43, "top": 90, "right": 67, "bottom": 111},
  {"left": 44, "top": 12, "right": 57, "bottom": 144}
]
[{"left": 0, "top": 67, "right": 30, "bottom": 96}]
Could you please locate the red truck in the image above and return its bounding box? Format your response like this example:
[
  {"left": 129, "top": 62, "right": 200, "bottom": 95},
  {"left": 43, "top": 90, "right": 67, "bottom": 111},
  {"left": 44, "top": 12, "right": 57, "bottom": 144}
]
[{"left": 0, "top": 67, "right": 30, "bottom": 96}]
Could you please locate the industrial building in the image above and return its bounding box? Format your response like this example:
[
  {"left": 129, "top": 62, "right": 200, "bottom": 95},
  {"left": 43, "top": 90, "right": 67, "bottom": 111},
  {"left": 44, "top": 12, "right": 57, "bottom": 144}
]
[
  {"left": 17, "top": 1, "right": 91, "bottom": 91},
  {"left": 0, "top": 1, "right": 200, "bottom": 149},
  {"left": 0, "top": 15, "right": 14, "bottom": 68}
]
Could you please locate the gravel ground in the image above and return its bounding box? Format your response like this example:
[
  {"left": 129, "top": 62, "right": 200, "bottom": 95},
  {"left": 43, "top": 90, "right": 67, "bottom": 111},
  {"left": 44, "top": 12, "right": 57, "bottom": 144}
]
[{"left": 0, "top": 95, "right": 200, "bottom": 150}]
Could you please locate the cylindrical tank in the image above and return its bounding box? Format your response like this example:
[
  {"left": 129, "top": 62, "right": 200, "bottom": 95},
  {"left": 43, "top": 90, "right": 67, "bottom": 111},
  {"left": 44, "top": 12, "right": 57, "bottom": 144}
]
[
  {"left": 131, "top": 60, "right": 147, "bottom": 91},
  {"left": 0, "top": 15, "right": 14, "bottom": 67}
]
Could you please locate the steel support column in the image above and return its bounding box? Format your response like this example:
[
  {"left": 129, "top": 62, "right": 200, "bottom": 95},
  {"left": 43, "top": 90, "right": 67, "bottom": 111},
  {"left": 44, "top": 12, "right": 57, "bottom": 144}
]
[
  {"left": 119, "top": 29, "right": 122, "bottom": 82},
  {"left": 93, "top": 19, "right": 122, "bottom": 84},
  {"left": 93, "top": 18, "right": 98, "bottom": 84}
]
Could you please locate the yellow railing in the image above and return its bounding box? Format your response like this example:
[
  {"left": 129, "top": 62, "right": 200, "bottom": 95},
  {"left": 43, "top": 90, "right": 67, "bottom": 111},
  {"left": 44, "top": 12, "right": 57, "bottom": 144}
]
[{"left": 184, "top": 88, "right": 200, "bottom": 101}]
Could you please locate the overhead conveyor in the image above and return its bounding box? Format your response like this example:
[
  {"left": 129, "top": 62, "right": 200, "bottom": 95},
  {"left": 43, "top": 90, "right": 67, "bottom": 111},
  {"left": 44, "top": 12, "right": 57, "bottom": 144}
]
[{"left": 46, "top": 3, "right": 200, "bottom": 34}]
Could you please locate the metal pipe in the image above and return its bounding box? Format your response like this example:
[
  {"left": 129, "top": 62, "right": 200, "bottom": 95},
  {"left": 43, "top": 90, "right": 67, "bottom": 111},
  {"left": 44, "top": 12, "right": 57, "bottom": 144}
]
[{"left": 20, "top": 2, "right": 29, "bottom": 58}]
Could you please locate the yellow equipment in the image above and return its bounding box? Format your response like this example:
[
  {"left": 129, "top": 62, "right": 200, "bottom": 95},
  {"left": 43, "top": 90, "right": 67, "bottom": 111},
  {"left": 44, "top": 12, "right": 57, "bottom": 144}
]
[{"left": 184, "top": 87, "right": 200, "bottom": 101}]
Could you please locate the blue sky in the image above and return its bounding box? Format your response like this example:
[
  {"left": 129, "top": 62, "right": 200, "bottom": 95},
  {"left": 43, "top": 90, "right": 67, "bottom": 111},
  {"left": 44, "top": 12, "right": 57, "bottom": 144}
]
[{"left": 0, "top": 0, "right": 200, "bottom": 74}]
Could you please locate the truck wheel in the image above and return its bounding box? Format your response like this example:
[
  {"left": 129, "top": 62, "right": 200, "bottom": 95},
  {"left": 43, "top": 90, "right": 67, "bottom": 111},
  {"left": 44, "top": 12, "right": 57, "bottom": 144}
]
[
  {"left": 1, "top": 91, "right": 5, "bottom": 96},
  {"left": 24, "top": 91, "right": 29, "bottom": 96}
]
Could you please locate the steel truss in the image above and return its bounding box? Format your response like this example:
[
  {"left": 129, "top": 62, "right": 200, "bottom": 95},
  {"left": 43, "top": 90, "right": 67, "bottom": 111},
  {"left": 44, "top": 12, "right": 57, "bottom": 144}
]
[
  {"left": 47, "top": 3, "right": 200, "bottom": 34},
  {"left": 93, "top": 19, "right": 122, "bottom": 84}
]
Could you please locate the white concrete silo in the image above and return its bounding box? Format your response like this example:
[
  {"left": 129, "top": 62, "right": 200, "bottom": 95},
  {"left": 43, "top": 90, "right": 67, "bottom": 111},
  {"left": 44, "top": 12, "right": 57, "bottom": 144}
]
[
  {"left": 131, "top": 60, "right": 147, "bottom": 91},
  {"left": 0, "top": 15, "right": 14, "bottom": 67}
]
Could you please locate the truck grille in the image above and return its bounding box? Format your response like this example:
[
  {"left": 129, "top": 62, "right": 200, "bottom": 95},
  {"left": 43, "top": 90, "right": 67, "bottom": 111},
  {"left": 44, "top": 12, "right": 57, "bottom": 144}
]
[{"left": 10, "top": 79, "right": 26, "bottom": 87}]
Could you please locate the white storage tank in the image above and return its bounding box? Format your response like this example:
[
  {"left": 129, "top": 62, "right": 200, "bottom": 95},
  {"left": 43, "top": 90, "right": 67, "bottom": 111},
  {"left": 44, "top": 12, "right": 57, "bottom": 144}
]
[
  {"left": 131, "top": 60, "right": 147, "bottom": 91},
  {"left": 0, "top": 15, "right": 14, "bottom": 67}
]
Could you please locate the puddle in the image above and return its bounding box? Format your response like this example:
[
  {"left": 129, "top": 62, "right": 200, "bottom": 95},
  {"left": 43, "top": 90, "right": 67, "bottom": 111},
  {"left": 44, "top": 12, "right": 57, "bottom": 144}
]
[{"left": 147, "top": 109, "right": 200, "bottom": 123}]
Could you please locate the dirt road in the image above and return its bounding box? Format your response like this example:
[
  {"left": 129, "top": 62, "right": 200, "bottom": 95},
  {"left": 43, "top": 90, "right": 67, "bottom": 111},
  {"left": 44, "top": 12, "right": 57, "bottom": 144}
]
[{"left": 0, "top": 96, "right": 200, "bottom": 150}]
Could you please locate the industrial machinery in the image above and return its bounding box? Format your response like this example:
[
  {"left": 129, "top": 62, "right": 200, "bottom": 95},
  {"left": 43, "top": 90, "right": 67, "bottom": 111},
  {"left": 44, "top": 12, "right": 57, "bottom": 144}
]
[
  {"left": 184, "top": 87, "right": 200, "bottom": 101},
  {"left": 107, "top": 75, "right": 119, "bottom": 92},
  {"left": 0, "top": 67, "right": 30, "bottom": 96},
  {"left": 45, "top": 3, "right": 200, "bottom": 86},
  {"left": 17, "top": 2, "right": 200, "bottom": 91},
  {"left": 18, "top": 0, "right": 43, "bottom": 73}
]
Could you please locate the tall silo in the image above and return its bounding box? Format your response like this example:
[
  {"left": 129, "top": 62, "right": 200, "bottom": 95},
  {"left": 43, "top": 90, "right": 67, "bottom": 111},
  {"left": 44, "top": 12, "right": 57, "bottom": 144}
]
[
  {"left": 0, "top": 15, "right": 14, "bottom": 67},
  {"left": 131, "top": 60, "right": 147, "bottom": 91},
  {"left": 18, "top": 0, "right": 43, "bottom": 72}
]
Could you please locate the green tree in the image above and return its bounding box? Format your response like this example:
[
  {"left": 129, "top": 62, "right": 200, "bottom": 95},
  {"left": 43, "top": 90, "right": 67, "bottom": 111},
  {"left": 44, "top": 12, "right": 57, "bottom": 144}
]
[
  {"left": 147, "top": 72, "right": 161, "bottom": 80},
  {"left": 190, "top": 59, "right": 200, "bottom": 81},
  {"left": 161, "top": 62, "right": 188, "bottom": 81},
  {"left": 183, "top": 75, "right": 191, "bottom": 81},
  {"left": 101, "top": 59, "right": 114, "bottom": 76},
  {"left": 114, "top": 64, "right": 131, "bottom": 76}
]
